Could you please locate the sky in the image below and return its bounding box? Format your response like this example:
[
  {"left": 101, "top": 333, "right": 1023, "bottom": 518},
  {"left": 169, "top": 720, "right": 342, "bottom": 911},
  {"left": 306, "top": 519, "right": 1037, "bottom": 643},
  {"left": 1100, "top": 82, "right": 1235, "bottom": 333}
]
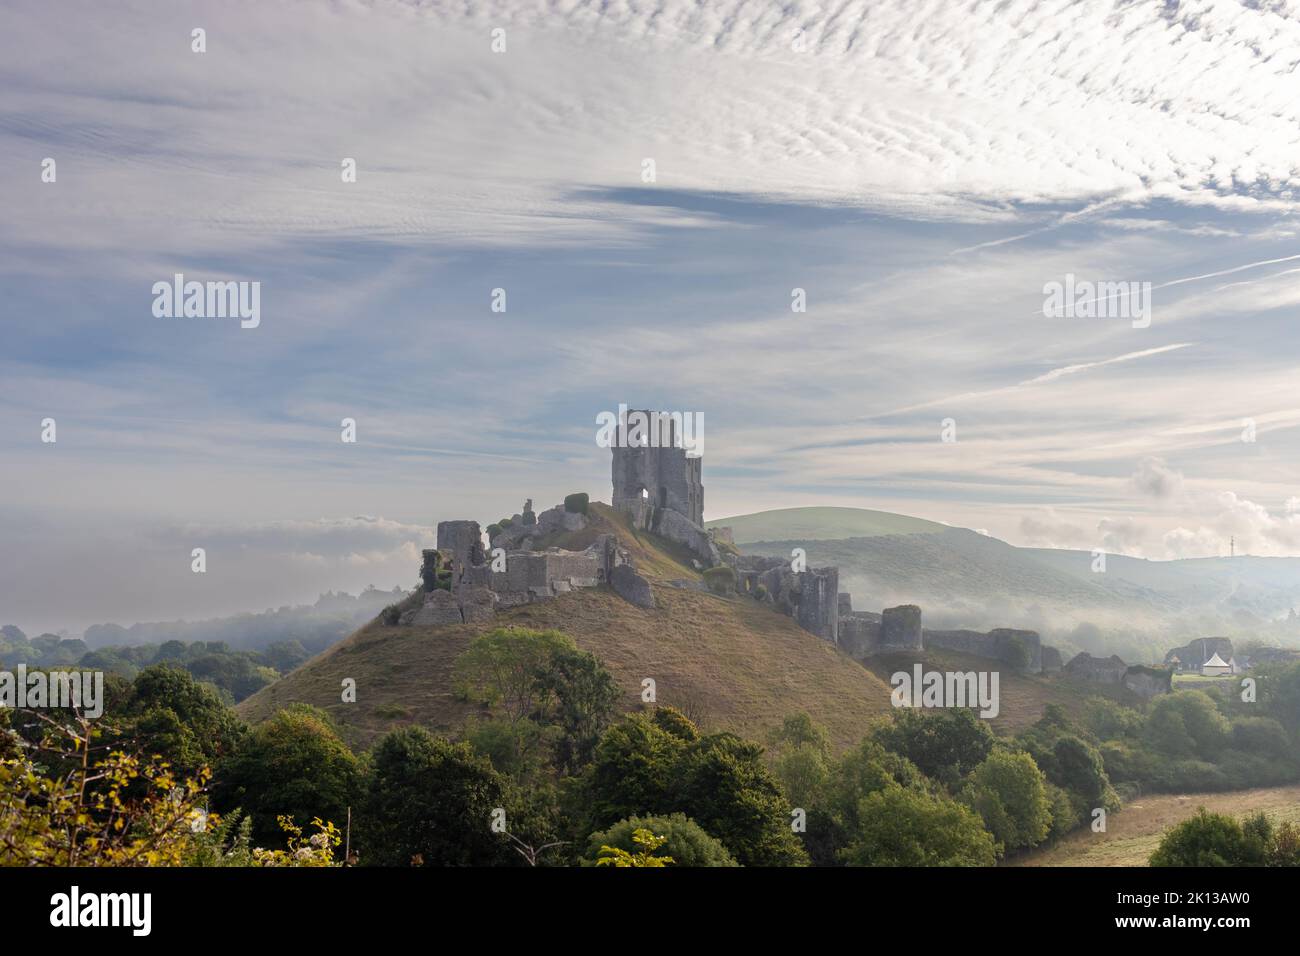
[{"left": 3, "top": 0, "right": 1300, "bottom": 636}]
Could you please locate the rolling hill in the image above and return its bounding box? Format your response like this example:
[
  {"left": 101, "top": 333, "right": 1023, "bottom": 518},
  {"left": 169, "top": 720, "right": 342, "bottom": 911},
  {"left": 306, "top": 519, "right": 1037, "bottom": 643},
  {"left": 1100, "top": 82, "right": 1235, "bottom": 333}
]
[{"left": 715, "top": 507, "right": 1300, "bottom": 664}]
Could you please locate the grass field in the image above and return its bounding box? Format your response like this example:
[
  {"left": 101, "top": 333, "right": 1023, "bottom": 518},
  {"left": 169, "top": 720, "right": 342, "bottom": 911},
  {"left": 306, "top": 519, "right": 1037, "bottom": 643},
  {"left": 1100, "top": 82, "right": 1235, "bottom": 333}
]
[{"left": 1014, "top": 785, "right": 1300, "bottom": 866}]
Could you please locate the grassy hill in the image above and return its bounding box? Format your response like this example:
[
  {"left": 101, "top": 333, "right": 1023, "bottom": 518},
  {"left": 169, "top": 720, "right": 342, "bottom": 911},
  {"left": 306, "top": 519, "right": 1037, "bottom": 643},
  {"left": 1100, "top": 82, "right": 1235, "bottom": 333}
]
[
  {"left": 238, "top": 503, "right": 896, "bottom": 751},
  {"left": 710, "top": 507, "right": 1300, "bottom": 663},
  {"left": 708, "top": 506, "right": 947, "bottom": 542}
]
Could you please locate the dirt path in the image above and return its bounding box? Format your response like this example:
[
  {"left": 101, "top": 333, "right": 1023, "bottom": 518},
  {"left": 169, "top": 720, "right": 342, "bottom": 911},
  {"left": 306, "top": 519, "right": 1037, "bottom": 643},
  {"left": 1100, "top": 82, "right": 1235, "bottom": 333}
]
[{"left": 1013, "top": 785, "right": 1300, "bottom": 867}]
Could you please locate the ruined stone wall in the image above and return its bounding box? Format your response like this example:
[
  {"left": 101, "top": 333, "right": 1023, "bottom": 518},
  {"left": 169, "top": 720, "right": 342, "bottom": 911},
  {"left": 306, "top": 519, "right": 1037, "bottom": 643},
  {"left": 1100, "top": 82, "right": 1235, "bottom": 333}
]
[
  {"left": 880, "top": 604, "right": 923, "bottom": 650},
  {"left": 837, "top": 612, "right": 881, "bottom": 659},
  {"left": 923, "top": 627, "right": 1044, "bottom": 673},
  {"left": 1064, "top": 652, "right": 1128, "bottom": 684},
  {"left": 795, "top": 567, "right": 839, "bottom": 642},
  {"left": 1123, "top": 666, "right": 1172, "bottom": 699}
]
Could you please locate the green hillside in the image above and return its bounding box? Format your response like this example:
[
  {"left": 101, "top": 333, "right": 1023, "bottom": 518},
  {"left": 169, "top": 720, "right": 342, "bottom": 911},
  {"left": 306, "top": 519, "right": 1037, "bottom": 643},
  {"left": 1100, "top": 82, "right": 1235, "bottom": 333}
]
[{"left": 707, "top": 506, "right": 948, "bottom": 542}]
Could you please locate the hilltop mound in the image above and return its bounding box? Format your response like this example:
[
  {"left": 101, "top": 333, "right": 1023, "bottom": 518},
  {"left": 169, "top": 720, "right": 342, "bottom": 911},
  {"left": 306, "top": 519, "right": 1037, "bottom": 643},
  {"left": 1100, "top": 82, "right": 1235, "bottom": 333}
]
[{"left": 238, "top": 503, "right": 895, "bottom": 751}]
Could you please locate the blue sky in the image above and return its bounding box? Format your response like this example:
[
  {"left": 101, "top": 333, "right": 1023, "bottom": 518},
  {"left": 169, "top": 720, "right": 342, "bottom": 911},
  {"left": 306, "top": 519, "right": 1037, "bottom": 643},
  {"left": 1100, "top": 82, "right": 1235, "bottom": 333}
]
[{"left": 4, "top": 0, "right": 1300, "bottom": 634}]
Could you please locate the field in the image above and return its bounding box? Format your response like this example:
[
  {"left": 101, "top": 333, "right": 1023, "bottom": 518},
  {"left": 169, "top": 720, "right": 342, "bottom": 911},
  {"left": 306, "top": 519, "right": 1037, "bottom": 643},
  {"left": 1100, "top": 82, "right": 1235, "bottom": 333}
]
[{"left": 1014, "top": 785, "right": 1300, "bottom": 866}]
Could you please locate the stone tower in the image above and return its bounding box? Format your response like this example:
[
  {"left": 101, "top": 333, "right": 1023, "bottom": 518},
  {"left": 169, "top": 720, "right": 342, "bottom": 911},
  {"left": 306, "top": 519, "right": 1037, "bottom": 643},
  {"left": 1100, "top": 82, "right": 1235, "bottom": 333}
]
[{"left": 611, "top": 409, "right": 703, "bottom": 525}]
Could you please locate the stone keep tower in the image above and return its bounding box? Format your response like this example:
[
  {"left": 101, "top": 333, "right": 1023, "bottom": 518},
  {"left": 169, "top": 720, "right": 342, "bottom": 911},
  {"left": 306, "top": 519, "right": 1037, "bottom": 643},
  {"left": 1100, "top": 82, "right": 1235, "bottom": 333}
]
[{"left": 611, "top": 410, "right": 703, "bottom": 525}]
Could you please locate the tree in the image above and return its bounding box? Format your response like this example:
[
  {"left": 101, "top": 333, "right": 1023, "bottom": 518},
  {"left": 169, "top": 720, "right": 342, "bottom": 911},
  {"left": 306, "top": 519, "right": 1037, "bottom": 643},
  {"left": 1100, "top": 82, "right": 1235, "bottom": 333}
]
[
  {"left": 454, "top": 628, "right": 576, "bottom": 725},
  {"left": 0, "top": 715, "right": 210, "bottom": 866},
  {"left": 534, "top": 646, "right": 621, "bottom": 774},
  {"left": 215, "top": 704, "right": 361, "bottom": 844},
  {"left": 870, "top": 708, "right": 994, "bottom": 787},
  {"left": 838, "top": 787, "right": 996, "bottom": 867},
  {"left": 1232, "top": 716, "right": 1293, "bottom": 760},
  {"left": 672, "top": 732, "right": 809, "bottom": 866},
  {"left": 1150, "top": 808, "right": 1267, "bottom": 867},
  {"left": 578, "top": 708, "right": 808, "bottom": 866},
  {"left": 583, "top": 814, "right": 736, "bottom": 867},
  {"left": 1050, "top": 734, "right": 1117, "bottom": 809},
  {"left": 360, "top": 727, "right": 511, "bottom": 866},
  {"left": 1145, "top": 692, "right": 1229, "bottom": 760},
  {"left": 962, "top": 749, "right": 1052, "bottom": 855},
  {"left": 118, "top": 665, "right": 247, "bottom": 779},
  {"left": 595, "top": 828, "right": 672, "bottom": 867},
  {"left": 767, "top": 713, "right": 833, "bottom": 807}
]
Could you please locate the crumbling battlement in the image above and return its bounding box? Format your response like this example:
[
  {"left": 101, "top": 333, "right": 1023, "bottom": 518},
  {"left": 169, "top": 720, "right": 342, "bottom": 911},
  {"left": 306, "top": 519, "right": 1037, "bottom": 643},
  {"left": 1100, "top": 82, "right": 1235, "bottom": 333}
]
[
  {"left": 924, "top": 627, "right": 1043, "bottom": 672},
  {"left": 611, "top": 409, "right": 703, "bottom": 526},
  {"left": 399, "top": 504, "right": 647, "bottom": 626}
]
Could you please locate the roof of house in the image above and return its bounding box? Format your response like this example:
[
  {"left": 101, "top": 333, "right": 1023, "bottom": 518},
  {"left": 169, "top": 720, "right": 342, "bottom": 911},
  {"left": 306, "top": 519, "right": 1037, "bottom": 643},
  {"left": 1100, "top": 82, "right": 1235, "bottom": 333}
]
[{"left": 1203, "top": 652, "right": 1229, "bottom": 668}]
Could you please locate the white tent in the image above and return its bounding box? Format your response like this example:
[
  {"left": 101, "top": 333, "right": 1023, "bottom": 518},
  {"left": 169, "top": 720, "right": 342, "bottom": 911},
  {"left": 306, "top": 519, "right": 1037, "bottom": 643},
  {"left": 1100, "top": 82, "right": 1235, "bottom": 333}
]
[{"left": 1201, "top": 652, "right": 1232, "bottom": 676}]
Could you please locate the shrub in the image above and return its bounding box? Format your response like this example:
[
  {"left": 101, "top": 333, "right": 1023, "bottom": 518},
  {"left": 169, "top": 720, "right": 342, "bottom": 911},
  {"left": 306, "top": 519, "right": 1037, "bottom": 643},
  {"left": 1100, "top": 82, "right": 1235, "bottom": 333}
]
[
  {"left": 837, "top": 787, "right": 996, "bottom": 867},
  {"left": 1044, "top": 782, "right": 1079, "bottom": 840},
  {"left": 1232, "top": 716, "right": 1293, "bottom": 760},
  {"left": 961, "top": 749, "right": 1052, "bottom": 854},
  {"left": 582, "top": 813, "right": 738, "bottom": 867},
  {"left": 381, "top": 604, "right": 401, "bottom": 626},
  {"left": 753, "top": 584, "right": 769, "bottom": 600},
  {"left": 564, "top": 493, "right": 589, "bottom": 514},
  {"left": 1150, "top": 808, "right": 1269, "bottom": 866},
  {"left": 703, "top": 566, "right": 737, "bottom": 596},
  {"left": 870, "top": 707, "right": 995, "bottom": 788}
]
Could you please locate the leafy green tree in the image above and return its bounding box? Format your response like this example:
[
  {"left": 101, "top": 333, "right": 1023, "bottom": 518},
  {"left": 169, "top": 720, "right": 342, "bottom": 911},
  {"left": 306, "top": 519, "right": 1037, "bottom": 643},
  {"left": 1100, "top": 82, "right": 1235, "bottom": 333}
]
[
  {"left": 838, "top": 787, "right": 996, "bottom": 867},
  {"left": 595, "top": 828, "right": 671, "bottom": 866},
  {"left": 578, "top": 707, "right": 808, "bottom": 866},
  {"left": 767, "top": 712, "right": 833, "bottom": 807},
  {"left": 672, "top": 732, "right": 808, "bottom": 866},
  {"left": 215, "top": 704, "right": 362, "bottom": 843},
  {"left": 534, "top": 646, "right": 621, "bottom": 774},
  {"left": 1044, "top": 782, "right": 1079, "bottom": 840},
  {"left": 1232, "top": 716, "right": 1293, "bottom": 760},
  {"left": 1051, "top": 735, "right": 1118, "bottom": 808},
  {"left": 466, "top": 715, "right": 558, "bottom": 781},
  {"left": 360, "top": 727, "right": 511, "bottom": 866},
  {"left": 582, "top": 814, "right": 738, "bottom": 867},
  {"left": 453, "top": 628, "right": 577, "bottom": 725},
  {"left": 869, "top": 708, "right": 994, "bottom": 788},
  {"left": 1150, "top": 808, "right": 1268, "bottom": 866},
  {"left": 580, "top": 711, "right": 688, "bottom": 827},
  {"left": 962, "top": 749, "right": 1052, "bottom": 855},
  {"left": 1145, "top": 692, "right": 1229, "bottom": 760},
  {"left": 117, "top": 664, "right": 247, "bottom": 779}
]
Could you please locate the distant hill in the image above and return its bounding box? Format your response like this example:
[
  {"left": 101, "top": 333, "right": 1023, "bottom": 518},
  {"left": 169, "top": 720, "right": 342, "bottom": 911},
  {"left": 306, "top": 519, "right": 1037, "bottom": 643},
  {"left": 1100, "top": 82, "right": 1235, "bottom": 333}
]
[
  {"left": 708, "top": 506, "right": 947, "bottom": 542},
  {"left": 715, "top": 507, "right": 1300, "bottom": 664},
  {"left": 240, "top": 504, "right": 897, "bottom": 751}
]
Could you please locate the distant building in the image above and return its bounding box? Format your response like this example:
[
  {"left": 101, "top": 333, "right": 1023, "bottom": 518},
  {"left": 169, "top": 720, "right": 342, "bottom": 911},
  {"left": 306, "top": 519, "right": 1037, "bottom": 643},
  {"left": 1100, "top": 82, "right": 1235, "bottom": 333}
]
[{"left": 1201, "top": 652, "right": 1232, "bottom": 677}]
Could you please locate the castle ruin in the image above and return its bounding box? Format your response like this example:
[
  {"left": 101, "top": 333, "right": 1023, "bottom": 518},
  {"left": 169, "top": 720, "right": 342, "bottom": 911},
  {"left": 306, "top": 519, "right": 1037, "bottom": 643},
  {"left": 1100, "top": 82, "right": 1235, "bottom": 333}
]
[{"left": 397, "top": 408, "right": 1102, "bottom": 687}]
